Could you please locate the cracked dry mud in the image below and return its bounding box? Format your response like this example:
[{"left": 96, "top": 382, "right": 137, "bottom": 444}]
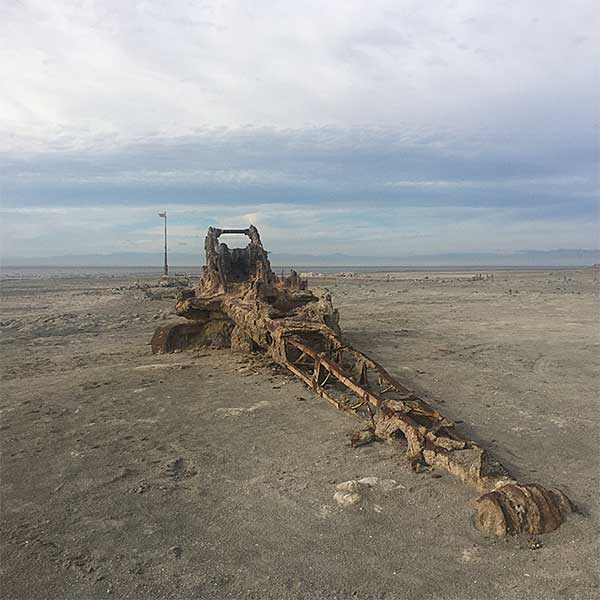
[{"left": 1, "top": 268, "right": 598, "bottom": 599}]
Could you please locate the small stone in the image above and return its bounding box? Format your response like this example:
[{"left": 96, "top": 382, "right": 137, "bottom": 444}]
[
  {"left": 357, "top": 477, "right": 379, "bottom": 487},
  {"left": 333, "top": 491, "right": 362, "bottom": 507},
  {"left": 335, "top": 480, "right": 359, "bottom": 492},
  {"left": 169, "top": 545, "right": 183, "bottom": 558}
]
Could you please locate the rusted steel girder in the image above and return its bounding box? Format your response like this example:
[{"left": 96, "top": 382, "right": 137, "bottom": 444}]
[{"left": 151, "top": 226, "right": 574, "bottom": 537}]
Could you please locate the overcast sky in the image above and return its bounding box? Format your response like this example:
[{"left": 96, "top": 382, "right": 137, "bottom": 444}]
[{"left": 1, "top": 0, "right": 598, "bottom": 259}]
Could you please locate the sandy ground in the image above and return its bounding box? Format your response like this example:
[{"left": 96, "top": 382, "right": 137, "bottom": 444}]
[{"left": 1, "top": 268, "right": 598, "bottom": 600}]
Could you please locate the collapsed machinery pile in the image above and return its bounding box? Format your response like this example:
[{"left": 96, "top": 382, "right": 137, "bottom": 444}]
[{"left": 151, "top": 226, "right": 574, "bottom": 537}]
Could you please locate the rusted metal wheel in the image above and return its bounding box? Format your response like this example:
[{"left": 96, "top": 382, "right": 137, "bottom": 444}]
[{"left": 476, "top": 483, "right": 574, "bottom": 536}]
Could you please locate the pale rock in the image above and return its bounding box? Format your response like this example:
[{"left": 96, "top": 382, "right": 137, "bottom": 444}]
[
  {"left": 358, "top": 477, "right": 379, "bottom": 487},
  {"left": 333, "top": 491, "right": 362, "bottom": 507},
  {"left": 335, "top": 480, "right": 360, "bottom": 492}
]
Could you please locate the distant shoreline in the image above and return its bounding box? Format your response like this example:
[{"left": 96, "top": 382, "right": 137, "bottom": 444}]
[
  {"left": 0, "top": 264, "right": 592, "bottom": 269},
  {"left": 0, "top": 264, "right": 593, "bottom": 281}
]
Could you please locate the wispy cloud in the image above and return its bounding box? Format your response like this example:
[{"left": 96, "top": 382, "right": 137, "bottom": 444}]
[{"left": 0, "top": 1, "right": 597, "bottom": 258}]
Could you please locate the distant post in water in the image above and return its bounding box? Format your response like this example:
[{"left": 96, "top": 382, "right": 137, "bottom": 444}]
[{"left": 158, "top": 211, "right": 168, "bottom": 276}]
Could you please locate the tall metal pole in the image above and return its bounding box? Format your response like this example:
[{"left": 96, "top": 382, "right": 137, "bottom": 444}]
[
  {"left": 159, "top": 211, "right": 168, "bottom": 276},
  {"left": 163, "top": 213, "right": 168, "bottom": 276}
]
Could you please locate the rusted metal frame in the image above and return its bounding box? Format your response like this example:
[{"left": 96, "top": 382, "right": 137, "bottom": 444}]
[
  {"left": 320, "top": 369, "right": 332, "bottom": 387},
  {"left": 219, "top": 228, "right": 251, "bottom": 235},
  {"left": 380, "top": 384, "right": 396, "bottom": 394},
  {"left": 290, "top": 338, "right": 407, "bottom": 414},
  {"left": 286, "top": 340, "right": 458, "bottom": 447},
  {"left": 343, "top": 346, "right": 414, "bottom": 396},
  {"left": 311, "top": 354, "right": 352, "bottom": 411},
  {"left": 286, "top": 337, "right": 323, "bottom": 359},
  {"left": 284, "top": 359, "right": 361, "bottom": 415},
  {"left": 318, "top": 358, "right": 454, "bottom": 447},
  {"left": 293, "top": 350, "right": 310, "bottom": 365},
  {"left": 156, "top": 225, "right": 575, "bottom": 536},
  {"left": 342, "top": 348, "right": 456, "bottom": 429},
  {"left": 282, "top": 340, "right": 372, "bottom": 418},
  {"left": 357, "top": 361, "right": 369, "bottom": 386},
  {"left": 292, "top": 338, "right": 429, "bottom": 417},
  {"left": 281, "top": 349, "right": 345, "bottom": 413},
  {"left": 287, "top": 338, "right": 470, "bottom": 456},
  {"left": 289, "top": 339, "right": 379, "bottom": 407},
  {"left": 288, "top": 338, "right": 428, "bottom": 433}
]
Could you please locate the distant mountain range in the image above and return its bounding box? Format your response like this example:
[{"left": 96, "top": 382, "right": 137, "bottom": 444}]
[{"left": 2, "top": 249, "right": 599, "bottom": 267}]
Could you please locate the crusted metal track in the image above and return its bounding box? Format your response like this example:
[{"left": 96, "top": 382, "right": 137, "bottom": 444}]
[{"left": 152, "top": 226, "right": 575, "bottom": 537}]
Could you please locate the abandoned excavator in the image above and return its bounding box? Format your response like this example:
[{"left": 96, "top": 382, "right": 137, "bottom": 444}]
[{"left": 151, "top": 225, "right": 574, "bottom": 537}]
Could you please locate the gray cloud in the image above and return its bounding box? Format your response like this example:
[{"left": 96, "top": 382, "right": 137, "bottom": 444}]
[
  {"left": 0, "top": 1, "right": 598, "bottom": 257},
  {"left": 2, "top": 125, "right": 595, "bottom": 211}
]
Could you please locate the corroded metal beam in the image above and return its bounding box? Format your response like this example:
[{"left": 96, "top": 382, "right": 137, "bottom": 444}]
[{"left": 151, "top": 226, "right": 575, "bottom": 536}]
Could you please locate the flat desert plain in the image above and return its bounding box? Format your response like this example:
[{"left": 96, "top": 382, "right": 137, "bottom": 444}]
[{"left": 1, "top": 268, "right": 598, "bottom": 600}]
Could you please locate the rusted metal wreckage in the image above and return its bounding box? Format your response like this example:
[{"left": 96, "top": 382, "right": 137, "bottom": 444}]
[{"left": 151, "top": 226, "right": 574, "bottom": 537}]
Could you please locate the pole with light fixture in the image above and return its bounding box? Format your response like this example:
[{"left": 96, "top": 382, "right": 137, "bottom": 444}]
[{"left": 158, "top": 211, "right": 168, "bottom": 276}]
